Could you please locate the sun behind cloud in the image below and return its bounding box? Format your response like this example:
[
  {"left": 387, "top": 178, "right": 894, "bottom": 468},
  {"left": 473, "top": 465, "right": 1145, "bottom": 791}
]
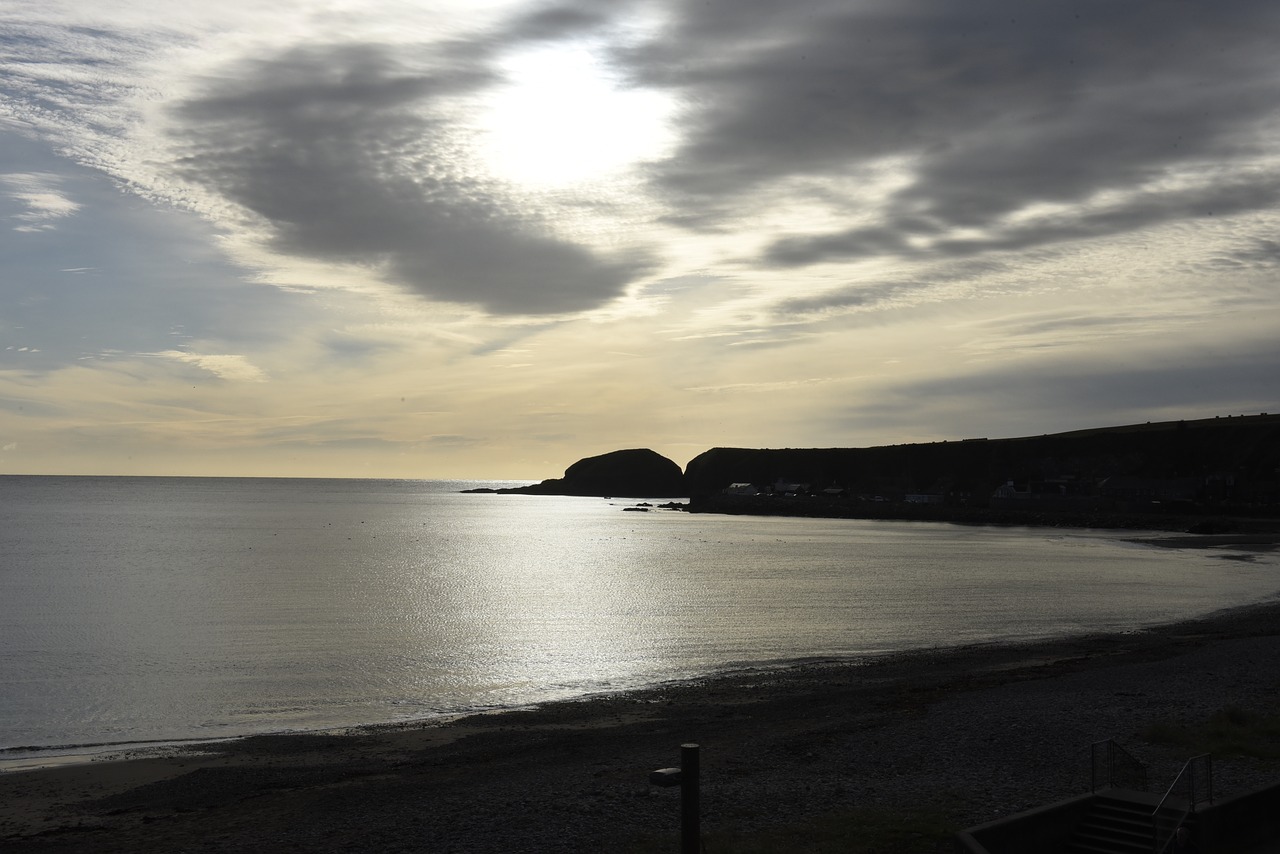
[{"left": 475, "top": 42, "right": 675, "bottom": 189}]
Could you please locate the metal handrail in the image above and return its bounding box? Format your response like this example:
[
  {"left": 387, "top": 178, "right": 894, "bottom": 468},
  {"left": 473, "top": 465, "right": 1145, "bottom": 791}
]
[
  {"left": 1091, "top": 738, "right": 1148, "bottom": 793},
  {"left": 1152, "top": 754, "right": 1212, "bottom": 854}
]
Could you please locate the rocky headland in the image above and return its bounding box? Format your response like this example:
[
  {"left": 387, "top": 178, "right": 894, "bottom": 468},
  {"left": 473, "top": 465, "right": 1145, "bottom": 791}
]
[
  {"left": 465, "top": 414, "right": 1280, "bottom": 534},
  {"left": 462, "top": 448, "right": 687, "bottom": 498}
]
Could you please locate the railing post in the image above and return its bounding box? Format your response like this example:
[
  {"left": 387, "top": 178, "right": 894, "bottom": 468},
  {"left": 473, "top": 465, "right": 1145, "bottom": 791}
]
[
  {"left": 1152, "top": 754, "right": 1214, "bottom": 854},
  {"left": 649, "top": 743, "right": 701, "bottom": 854},
  {"left": 681, "top": 743, "right": 700, "bottom": 854},
  {"left": 1091, "top": 738, "right": 1110, "bottom": 792}
]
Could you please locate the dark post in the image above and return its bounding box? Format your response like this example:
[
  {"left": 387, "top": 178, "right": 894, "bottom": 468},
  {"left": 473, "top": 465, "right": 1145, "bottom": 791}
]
[
  {"left": 681, "top": 743, "right": 700, "bottom": 854},
  {"left": 649, "top": 744, "right": 702, "bottom": 854}
]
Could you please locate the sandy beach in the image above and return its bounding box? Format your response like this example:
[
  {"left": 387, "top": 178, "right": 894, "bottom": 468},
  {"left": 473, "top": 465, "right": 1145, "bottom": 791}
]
[{"left": 3, "top": 585, "right": 1279, "bottom": 852}]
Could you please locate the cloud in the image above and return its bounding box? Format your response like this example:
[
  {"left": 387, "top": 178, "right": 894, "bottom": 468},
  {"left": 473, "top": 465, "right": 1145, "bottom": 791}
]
[
  {"left": 167, "top": 42, "right": 651, "bottom": 315},
  {"left": 151, "top": 351, "right": 266, "bottom": 382},
  {"left": 774, "top": 280, "right": 924, "bottom": 316},
  {"left": 493, "top": 3, "right": 622, "bottom": 42},
  {"left": 2, "top": 1, "right": 1279, "bottom": 478},
  {"left": 1204, "top": 237, "right": 1280, "bottom": 271},
  {"left": 764, "top": 177, "right": 1280, "bottom": 267},
  {"left": 771, "top": 257, "right": 1009, "bottom": 318},
  {"left": 1, "top": 172, "right": 80, "bottom": 231},
  {"left": 623, "top": 0, "right": 1280, "bottom": 263}
]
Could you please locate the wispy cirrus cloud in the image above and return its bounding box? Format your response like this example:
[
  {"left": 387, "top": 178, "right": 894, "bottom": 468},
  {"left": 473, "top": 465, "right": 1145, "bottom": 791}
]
[
  {"left": 1, "top": 172, "right": 79, "bottom": 231},
  {"left": 149, "top": 350, "right": 267, "bottom": 382}
]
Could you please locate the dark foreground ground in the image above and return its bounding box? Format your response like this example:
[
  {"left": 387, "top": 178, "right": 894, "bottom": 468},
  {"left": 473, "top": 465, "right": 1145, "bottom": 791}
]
[{"left": 3, "top": 538, "right": 1279, "bottom": 853}]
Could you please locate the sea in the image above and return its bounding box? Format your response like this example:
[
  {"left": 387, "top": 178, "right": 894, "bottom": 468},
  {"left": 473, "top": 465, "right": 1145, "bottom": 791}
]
[{"left": 2, "top": 475, "right": 1278, "bottom": 767}]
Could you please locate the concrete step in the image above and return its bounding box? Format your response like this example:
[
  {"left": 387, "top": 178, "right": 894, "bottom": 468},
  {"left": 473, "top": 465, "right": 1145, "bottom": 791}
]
[{"left": 1067, "top": 796, "right": 1156, "bottom": 854}]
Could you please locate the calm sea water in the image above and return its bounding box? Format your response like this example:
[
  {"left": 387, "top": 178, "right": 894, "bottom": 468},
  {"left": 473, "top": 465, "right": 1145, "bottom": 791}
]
[{"left": 2, "top": 475, "right": 1278, "bottom": 762}]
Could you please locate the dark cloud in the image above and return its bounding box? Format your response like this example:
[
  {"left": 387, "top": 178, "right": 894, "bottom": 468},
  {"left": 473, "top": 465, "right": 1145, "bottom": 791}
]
[
  {"left": 1210, "top": 237, "right": 1280, "bottom": 270},
  {"left": 495, "top": 4, "right": 620, "bottom": 42},
  {"left": 620, "top": 0, "right": 1280, "bottom": 262},
  {"left": 766, "top": 177, "right": 1280, "bottom": 266},
  {"left": 170, "top": 43, "right": 649, "bottom": 315},
  {"left": 766, "top": 227, "right": 912, "bottom": 267},
  {"left": 774, "top": 280, "right": 921, "bottom": 316},
  {"left": 772, "top": 259, "right": 1005, "bottom": 318}
]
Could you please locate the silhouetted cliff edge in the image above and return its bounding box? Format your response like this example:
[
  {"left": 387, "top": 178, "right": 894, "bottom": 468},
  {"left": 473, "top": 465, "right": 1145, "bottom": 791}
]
[
  {"left": 466, "top": 415, "right": 1280, "bottom": 529},
  {"left": 464, "top": 448, "right": 686, "bottom": 498},
  {"left": 684, "top": 414, "right": 1278, "bottom": 496},
  {"left": 682, "top": 414, "right": 1280, "bottom": 529}
]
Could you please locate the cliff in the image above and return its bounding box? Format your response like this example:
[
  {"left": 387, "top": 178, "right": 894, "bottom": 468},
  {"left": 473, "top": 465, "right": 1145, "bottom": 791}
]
[
  {"left": 682, "top": 414, "right": 1280, "bottom": 505},
  {"left": 472, "top": 448, "right": 687, "bottom": 498},
  {"left": 465, "top": 414, "right": 1279, "bottom": 518}
]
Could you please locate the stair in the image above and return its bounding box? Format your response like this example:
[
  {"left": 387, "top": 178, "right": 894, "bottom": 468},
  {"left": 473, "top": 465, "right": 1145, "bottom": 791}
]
[{"left": 1067, "top": 795, "right": 1155, "bottom": 854}]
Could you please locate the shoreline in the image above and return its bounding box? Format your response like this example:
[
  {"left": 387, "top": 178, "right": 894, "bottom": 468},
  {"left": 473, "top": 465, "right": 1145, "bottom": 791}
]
[
  {"left": 4, "top": 598, "right": 1280, "bottom": 852},
  {"left": 686, "top": 493, "right": 1280, "bottom": 535},
  {"left": 9, "top": 523, "right": 1275, "bottom": 776},
  {"left": 5, "top": 554, "right": 1275, "bottom": 774}
]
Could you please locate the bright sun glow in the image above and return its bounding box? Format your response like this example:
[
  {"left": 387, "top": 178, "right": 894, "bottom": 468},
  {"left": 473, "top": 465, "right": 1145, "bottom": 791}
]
[{"left": 476, "top": 43, "right": 675, "bottom": 188}]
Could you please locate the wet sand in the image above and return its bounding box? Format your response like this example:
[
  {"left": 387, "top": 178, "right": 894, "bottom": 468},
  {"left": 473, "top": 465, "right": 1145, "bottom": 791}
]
[{"left": 3, "top": 596, "right": 1279, "bottom": 852}]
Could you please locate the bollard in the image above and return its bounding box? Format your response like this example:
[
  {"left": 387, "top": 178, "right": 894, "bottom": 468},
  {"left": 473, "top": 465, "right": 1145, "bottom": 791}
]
[
  {"left": 649, "top": 743, "right": 700, "bottom": 854},
  {"left": 680, "top": 743, "right": 699, "bottom": 854}
]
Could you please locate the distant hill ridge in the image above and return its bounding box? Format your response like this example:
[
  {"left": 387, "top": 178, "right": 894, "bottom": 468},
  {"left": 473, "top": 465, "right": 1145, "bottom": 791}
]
[
  {"left": 683, "top": 413, "right": 1280, "bottom": 504},
  {"left": 480, "top": 414, "right": 1279, "bottom": 510}
]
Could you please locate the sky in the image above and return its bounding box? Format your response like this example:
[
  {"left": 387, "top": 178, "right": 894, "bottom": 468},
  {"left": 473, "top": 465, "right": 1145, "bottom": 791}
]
[{"left": 1, "top": 0, "right": 1278, "bottom": 479}]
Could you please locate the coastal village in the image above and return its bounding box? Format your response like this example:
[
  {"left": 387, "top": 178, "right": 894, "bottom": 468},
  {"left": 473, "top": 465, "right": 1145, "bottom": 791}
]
[
  {"left": 717, "top": 468, "right": 1273, "bottom": 513},
  {"left": 683, "top": 414, "right": 1280, "bottom": 528},
  {"left": 486, "top": 414, "right": 1280, "bottom": 531}
]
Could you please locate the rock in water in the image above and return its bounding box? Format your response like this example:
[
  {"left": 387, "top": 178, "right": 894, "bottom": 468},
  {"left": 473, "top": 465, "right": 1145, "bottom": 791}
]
[
  {"left": 560, "top": 449, "right": 686, "bottom": 497},
  {"left": 484, "top": 449, "right": 687, "bottom": 498}
]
